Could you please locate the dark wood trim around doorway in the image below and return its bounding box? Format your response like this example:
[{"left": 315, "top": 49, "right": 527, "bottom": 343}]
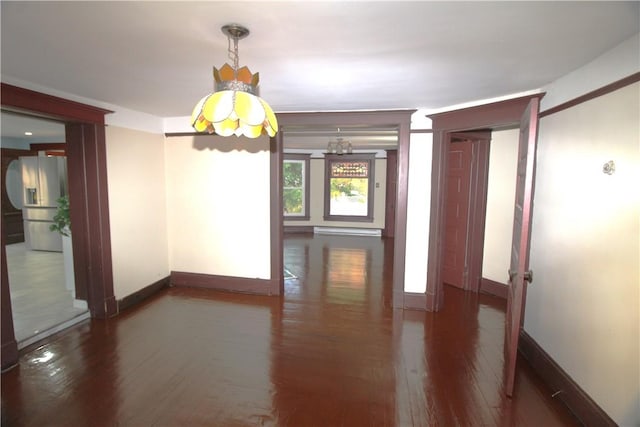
[
  {"left": 1, "top": 229, "right": 18, "bottom": 371},
  {"left": 383, "top": 149, "right": 397, "bottom": 238},
  {"left": 270, "top": 132, "right": 284, "bottom": 296},
  {"left": 427, "top": 94, "right": 544, "bottom": 312},
  {"left": 1, "top": 83, "right": 115, "bottom": 369},
  {"left": 1, "top": 84, "right": 110, "bottom": 124}
]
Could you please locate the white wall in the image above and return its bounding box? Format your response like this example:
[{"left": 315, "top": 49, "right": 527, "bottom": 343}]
[
  {"left": 541, "top": 33, "right": 639, "bottom": 111},
  {"left": 404, "top": 132, "right": 432, "bottom": 293},
  {"left": 527, "top": 82, "right": 639, "bottom": 426},
  {"left": 105, "top": 126, "right": 169, "bottom": 299},
  {"left": 165, "top": 135, "right": 271, "bottom": 279},
  {"left": 482, "top": 129, "right": 519, "bottom": 283}
]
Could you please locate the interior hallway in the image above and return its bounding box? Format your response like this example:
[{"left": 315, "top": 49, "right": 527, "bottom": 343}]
[{"left": 1, "top": 234, "right": 579, "bottom": 426}]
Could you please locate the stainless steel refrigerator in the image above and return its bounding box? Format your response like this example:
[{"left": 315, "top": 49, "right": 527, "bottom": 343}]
[{"left": 20, "top": 156, "right": 67, "bottom": 252}]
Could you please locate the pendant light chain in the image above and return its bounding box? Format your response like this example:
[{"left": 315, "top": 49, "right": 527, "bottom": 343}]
[{"left": 227, "top": 36, "right": 240, "bottom": 78}]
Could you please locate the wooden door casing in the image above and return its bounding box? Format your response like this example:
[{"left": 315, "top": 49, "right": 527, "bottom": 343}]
[
  {"left": 1, "top": 84, "right": 115, "bottom": 370},
  {"left": 383, "top": 149, "right": 397, "bottom": 238},
  {"left": 504, "top": 97, "right": 540, "bottom": 397},
  {"left": 428, "top": 95, "right": 543, "bottom": 312}
]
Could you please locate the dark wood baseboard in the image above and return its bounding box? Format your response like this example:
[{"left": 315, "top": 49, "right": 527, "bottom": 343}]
[
  {"left": 117, "top": 276, "right": 171, "bottom": 313},
  {"left": 284, "top": 225, "right": 314, "bottom": 234},
  {"left": 480, "top": 277, "right": 508, "bottom": 299},
  {"left": 519, "top": 330, "right": 616, "bottom": 427},
  {"left": 171, "top": 271, "right": 278, "bottom": 296}
]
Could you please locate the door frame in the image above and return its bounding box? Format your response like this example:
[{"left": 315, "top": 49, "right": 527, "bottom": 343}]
[
  {"left": 427, "top": 94, "right": 544, "bottom": 311},
  {"left": 1, "top": 84, "right": 116, "bottom": 370},
  {"left": 277, "top": 110, "right": 414, "bottom": 309}
]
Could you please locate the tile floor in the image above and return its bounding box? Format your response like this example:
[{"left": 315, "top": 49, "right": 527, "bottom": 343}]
[{"left": 5, "top": 243, "right": 88, "bottom": 348}]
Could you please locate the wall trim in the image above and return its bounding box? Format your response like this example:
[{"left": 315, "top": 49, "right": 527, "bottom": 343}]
[
  {"left": 284, "top": 225, "right": 314, "bottom": 234},
  {"left": 171, "top": 271, "right": 278, "bottom": 296},
  {"left": 479, "top": 277, "right": 508, "bottom": 299},
  {"left": 270, "top": 133, "right": 284, "bottom": 296},
  {"left": 519, "top": 330, "right": 616, "bottom": 427},
  {"left": 540, "top": 71, "right": 640, "bottom": 118},
  {"left": 117, "top": 276, "right": 171, "bottom": 313},
  {"left": 314, "top": 227, "right": 381, "bottom": 236},
  {"left": 0, "top": 83, "right": 112, "bottom": 125}
]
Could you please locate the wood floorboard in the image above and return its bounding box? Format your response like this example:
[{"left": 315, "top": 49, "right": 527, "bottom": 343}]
[{"left": 1, "top": 234, "right": 580, "bottom": 426}]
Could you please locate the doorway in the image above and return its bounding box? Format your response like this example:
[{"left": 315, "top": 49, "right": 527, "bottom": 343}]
[
  {"left": 427, "top": 94, "right": 542, "bottom": 311},
  {"left": 1, "top": 113, "right": 89, "bottom": 348},
  {"left": 1, "top": 83, "right": 115, "bottom": 370},
  {"left": 443, "top": 131, "right": 491, "bottom": 292},
  {"left": 277, "top": 111, "right": 413, "bottom": 310}
]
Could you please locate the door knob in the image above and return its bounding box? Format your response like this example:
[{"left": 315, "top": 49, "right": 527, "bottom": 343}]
[{"left": 508, "top": 270, "right": 533, "bottom": 283}]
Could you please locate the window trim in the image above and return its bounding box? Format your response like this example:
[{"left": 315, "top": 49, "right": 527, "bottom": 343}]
[
  {"left": 323, "top": 153, "right": 375, "bottom": 222},
  {"left": 283, "top": 153, "right": 310, "bottom": 221}
]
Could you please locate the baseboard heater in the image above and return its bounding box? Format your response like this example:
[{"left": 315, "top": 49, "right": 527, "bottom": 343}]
[{"left": 313, "top": 227, "right": 381, "bottom": 236}]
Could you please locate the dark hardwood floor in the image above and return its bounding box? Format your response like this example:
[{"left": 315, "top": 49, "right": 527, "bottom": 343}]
[{"left": 1, "top": 234, "right": 579, "bottom": 426}]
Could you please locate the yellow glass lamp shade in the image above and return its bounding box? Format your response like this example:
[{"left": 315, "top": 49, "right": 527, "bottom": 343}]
[
  {"left": 191, "top": 24, "right": 278, "bottom": 138},
  {"left": 191, "top": 90, "right": 278, "bottom": 138}
]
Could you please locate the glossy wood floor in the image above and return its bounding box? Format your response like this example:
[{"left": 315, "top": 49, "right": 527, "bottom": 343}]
[{"left": 1, "top": 234, "right": 579, "bottom": 426}]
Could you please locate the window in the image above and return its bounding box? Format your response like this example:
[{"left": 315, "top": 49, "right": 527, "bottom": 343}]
[
  {"left": 283, "top": 154, "right": 310, "bottom": 220},
  {"left": 324, "top": 154, "right": 375, "bottom": 222}
]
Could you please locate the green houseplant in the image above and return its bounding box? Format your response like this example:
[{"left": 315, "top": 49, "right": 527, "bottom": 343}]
[{"left": 50, "top": 195, "right": 71, "bottom": 237}]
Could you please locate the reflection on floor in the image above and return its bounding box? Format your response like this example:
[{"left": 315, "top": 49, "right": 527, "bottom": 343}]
[
  {"left": 1, "top": 235, "right": 580, "bottom": 426},
  {"left": 5, "top": 243, "right": 88, "bottom": 349}
]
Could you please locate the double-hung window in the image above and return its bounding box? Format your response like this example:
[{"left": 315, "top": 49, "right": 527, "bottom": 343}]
[
  {"left": 283, "top": 154, "right": 310, "bottom": 220},
  {"left": 324, "top": 154, "right": 375, "bottom": 222}
]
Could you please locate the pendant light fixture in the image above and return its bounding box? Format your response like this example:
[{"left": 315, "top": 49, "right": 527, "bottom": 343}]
[
  {"left": 326, "top": 129, "right": 353, "bottom": 155},
  {"left": 191, "top": 24, "right": 278, "bottom": 138}
]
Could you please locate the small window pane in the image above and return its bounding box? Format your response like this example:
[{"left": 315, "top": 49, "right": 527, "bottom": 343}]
[
  {"left": 283, "top": 162, "right": 303, "bottom": 187},
  {"left": 330, "top": 177, "right": 369, "bottom": 216},
  {"left": 283, "top": 156, "right": 309, "bottom": 219},
  {"left": 283, "top": 188, "right": 303, "bottom": 214},
  {"left": 331, "top": 161, "right": 368, "bottom": 178}
]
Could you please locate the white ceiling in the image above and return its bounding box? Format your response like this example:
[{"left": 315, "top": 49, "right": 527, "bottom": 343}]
[{"left": 0, "top": 1, "right": 638, "bottom": 146}]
